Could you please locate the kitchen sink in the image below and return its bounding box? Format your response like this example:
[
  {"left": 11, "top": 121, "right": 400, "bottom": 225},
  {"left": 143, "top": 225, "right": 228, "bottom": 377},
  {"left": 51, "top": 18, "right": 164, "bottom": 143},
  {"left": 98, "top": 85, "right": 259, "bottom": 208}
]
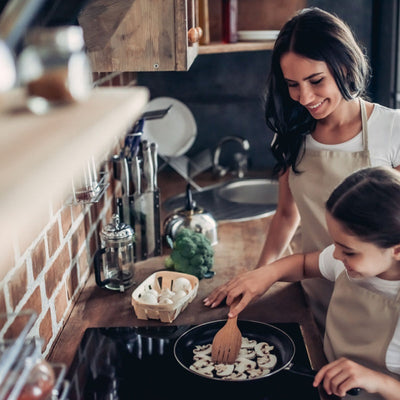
[
  {"left": 162, "top": 178, "right": 279, "bottom": 222},
  {"left": 217, "top": 178, "right": 278, "bottom": 205}
]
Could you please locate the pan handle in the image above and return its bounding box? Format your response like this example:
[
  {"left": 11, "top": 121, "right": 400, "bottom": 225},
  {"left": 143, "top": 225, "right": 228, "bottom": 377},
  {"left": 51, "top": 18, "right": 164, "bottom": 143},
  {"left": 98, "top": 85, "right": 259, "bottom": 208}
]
[{"left": 286, "top": 363, "right": 361, "bottom": 396}]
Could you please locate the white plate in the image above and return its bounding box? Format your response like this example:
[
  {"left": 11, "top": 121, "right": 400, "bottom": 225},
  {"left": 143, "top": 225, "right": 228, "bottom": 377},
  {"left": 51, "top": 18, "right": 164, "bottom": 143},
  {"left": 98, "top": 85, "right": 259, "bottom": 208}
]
[
  {"left": 238, "top": 30, "right": 280, "bottom": 41},
  {"left": 142, "top": 97, "right": 197, "bottom": 157}
]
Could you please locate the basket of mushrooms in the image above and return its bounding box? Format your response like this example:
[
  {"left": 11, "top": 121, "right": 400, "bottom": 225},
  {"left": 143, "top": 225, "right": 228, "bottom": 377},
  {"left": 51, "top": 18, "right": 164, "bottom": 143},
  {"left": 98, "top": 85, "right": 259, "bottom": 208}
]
[{"left": 131, "top": 271, "right": 199, "bottom": 323}]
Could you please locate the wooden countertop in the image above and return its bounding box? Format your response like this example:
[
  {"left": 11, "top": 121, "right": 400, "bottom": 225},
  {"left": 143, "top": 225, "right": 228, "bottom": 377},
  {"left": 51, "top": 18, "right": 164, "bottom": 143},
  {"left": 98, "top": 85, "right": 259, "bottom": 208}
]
[{"left": 47, "top": 170, "right": 334, "bottom": 399}]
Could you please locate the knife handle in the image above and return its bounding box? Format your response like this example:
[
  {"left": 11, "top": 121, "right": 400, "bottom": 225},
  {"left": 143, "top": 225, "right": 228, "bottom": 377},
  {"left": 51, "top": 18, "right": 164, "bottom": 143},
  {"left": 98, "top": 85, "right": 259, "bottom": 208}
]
[
  {"left": 150, "top": 142, "right": 158, "bottom": 189},
  {"left": 142, "top": 140, "right": 154, "bottom": 192},
  {"left": 121, "top": 157, "right": 130, "bottom": 196},
  {"left": 131, "top": 156, "right": 141, "bottom": 196}
]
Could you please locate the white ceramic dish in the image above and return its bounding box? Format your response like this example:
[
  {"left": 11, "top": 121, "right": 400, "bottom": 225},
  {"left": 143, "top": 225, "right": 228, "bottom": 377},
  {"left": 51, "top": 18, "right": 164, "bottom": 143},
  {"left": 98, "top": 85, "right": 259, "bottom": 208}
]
[
  {"left": 238, "top": 30, "right": 280, "bottom": 41},
  {"left": 142, "top": 97, "right": 197, "bottom": 157}
]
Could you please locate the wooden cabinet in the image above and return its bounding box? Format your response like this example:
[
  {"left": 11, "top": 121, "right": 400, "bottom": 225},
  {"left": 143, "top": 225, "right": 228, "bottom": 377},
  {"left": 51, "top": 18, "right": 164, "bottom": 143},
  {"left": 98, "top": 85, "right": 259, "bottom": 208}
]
[
  {"left": 78, "top": 0, "right": 199, "bottom": 72},
  {"left": 77, "top": 0, "right": 306, "bottom": 72},
  {"left": 200, "top": 0, "right": 306, "bottom": 54}
]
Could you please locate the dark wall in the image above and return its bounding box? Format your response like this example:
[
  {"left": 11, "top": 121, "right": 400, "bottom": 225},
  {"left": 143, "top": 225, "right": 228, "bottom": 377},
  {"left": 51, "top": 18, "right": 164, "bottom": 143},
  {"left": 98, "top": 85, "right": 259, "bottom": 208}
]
[
  {"left": 137, "top": 1, "right": 376, "bottom": 171},
  {"left": 138, "top": 51, "right": 273, "bottom": 170}
]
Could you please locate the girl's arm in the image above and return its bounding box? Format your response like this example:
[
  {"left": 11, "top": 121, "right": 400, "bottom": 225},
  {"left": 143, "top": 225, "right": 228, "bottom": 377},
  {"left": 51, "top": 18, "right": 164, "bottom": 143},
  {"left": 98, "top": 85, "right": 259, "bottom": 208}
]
[
  {"left": 204, "top": 251, "right": 322, "bottom": 317},
  {"left": 314, "top": 357, "right": 400, "bottom": 400},
  {"left": 256, "top": 170, "right": 301, "bottom": 267}
]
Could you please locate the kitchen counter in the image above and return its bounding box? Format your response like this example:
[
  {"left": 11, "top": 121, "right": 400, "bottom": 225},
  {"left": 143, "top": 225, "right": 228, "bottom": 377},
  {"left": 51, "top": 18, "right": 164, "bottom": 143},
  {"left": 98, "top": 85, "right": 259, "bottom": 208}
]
[{"left": 47, "top": 170, "right": 334, "bottom": 399}]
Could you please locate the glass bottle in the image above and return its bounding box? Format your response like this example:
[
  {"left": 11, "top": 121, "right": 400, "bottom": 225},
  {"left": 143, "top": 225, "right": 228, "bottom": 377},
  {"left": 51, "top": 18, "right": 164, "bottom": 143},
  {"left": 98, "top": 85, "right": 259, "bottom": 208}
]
[
  {"left": 17, "top": 25, "right": 93, "bottom": 115},
  {"left": 222, "top": 0, "right": 238, "bottom": 43}
]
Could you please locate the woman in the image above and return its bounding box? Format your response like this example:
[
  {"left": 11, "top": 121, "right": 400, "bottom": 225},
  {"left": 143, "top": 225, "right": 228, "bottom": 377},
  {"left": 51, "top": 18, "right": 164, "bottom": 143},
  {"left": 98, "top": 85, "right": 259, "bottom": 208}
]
[
  {"left": 205, "top": 167, "right": 400, "bottom": 400},
  {"left": 257, "top": 7, "right": 400, "bottom": 333}
]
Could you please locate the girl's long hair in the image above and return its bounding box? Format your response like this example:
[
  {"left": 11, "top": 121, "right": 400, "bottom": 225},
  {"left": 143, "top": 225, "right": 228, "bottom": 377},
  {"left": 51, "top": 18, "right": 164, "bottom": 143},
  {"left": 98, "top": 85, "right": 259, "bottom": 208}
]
[
  {"left": 265, "top": 7, "right": 371, "bottom": 176},
  {"left": 326, "top": 167, "right": 400, "bottom": 248}
]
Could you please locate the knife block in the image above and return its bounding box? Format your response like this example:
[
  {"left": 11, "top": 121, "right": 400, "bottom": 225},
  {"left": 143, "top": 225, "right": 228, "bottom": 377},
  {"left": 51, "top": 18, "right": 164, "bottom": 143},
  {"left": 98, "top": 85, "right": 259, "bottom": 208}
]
[{"left": 113, "top": 154, "right": 162, "bottom": 262}]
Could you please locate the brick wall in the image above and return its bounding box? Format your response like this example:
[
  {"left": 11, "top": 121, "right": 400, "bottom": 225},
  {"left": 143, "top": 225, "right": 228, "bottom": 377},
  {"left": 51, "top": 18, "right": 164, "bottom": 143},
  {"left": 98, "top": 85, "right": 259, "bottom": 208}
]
[{"left": 0, "top": 72, "right": 137, "bottom": 357}]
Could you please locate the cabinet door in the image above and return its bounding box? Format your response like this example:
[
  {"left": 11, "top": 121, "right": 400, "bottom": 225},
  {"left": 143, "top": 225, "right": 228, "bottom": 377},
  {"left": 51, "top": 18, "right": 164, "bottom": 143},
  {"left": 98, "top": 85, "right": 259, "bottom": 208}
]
[{"left": 79, "top": 0, "right": 199, "bottom": 72}]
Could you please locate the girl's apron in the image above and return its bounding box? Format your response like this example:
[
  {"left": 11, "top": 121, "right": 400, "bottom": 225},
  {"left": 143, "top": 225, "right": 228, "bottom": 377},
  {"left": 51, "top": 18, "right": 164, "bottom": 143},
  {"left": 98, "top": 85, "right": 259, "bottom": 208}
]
[
  {"left": 324, "top": 271, "right": 400, "bottom": 400},
  {"left": 288, "top": 99, "right": 371, "bottom": 334}
]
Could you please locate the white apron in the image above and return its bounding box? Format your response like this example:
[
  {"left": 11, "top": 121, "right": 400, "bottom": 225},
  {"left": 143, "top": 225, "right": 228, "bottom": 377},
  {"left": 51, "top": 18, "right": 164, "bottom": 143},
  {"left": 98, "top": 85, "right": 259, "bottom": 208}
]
[
  {"left": 288, "top": 99, "right": 371, "bottom": 334},
  {"left": 324, "top": 271, "right": 400, "bottom": 400}
]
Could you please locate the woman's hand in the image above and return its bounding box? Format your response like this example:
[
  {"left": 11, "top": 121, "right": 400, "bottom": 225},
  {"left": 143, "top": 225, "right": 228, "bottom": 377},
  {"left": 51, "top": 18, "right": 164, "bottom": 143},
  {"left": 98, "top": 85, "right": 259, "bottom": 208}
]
[
  {"left": 313, "top": 357, "right": 400, "bottom": 399},
  {"left": 203, "top": 253, "right": 317, "bottom": 318},
  {"left": 203, "top": 268, "right": 274, "bottom": 317}
]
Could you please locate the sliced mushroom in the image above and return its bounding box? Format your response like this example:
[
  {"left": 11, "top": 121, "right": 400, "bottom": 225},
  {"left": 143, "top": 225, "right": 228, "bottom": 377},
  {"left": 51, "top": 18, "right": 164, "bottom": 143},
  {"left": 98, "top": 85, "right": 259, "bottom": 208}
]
[
  {"left": 241, "top": 337, "right": 257, "bottom": 348},
  {"left": 190, "top": 364, "right": 214, "bottom": 377},
  {"left": 227, "top": 371, "right": 248, "bottom": 380},
  {"left": 193, "top": 354, "right": 212, "bottom": 362},
  {"left": 234, "top": 357, "right": 257, "bottom": 374},
  {"left": 248, "top": 368, "right": 264, "bottom": 379},
  {"left": 193, "top": 344, "right": 212, "bottom": 356},
  {"left": 190, "top": 336, "right": 278, "bottom": 381},
  {"left": 254, "top": 342, "right": 274, "bottom": 357},
  {"left": 257, "top": 354, "right": 277, "bottom": 370},
  {"left": 215, "top": 363, "right": 235, "bottom": 377},
  {"left": 191, "top": 359, "right": 211, "bottom": 369},
  {"left": 190, "top": 359, "right": 215, "bottom": 376},
  {"left": 238, "top": 348, "right": 256, "bottom": 359},
  {"left": 259, "top": 367, "right": 272, "bottom": 376}
]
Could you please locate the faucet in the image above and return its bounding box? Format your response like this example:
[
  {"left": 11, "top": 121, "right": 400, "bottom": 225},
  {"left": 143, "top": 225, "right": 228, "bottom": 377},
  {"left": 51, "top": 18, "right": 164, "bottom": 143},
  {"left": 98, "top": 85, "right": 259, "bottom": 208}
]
[{"left": 212, "top": 135, "right": 250, "bottom": 178}]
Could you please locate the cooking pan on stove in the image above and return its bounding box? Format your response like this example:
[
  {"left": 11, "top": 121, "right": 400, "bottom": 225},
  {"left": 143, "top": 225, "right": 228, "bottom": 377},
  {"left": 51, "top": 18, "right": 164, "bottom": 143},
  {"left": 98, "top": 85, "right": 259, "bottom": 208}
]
[{"left": 173, "top": 320, "right": 360, "bottom": 395}]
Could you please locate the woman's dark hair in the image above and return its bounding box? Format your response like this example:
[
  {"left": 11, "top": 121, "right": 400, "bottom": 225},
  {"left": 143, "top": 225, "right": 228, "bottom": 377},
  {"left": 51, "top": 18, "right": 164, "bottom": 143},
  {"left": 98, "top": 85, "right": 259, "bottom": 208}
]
[
  {"left": 265, "top": 7, "right": 371, "bottom": 176},
  {"left": 326, "top": 167, "right": 400, "bottom": 248}
]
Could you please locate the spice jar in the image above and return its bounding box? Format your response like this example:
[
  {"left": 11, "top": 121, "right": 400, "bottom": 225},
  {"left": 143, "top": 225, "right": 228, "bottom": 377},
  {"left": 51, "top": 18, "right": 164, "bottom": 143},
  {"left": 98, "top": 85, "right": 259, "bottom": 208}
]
[{"left": 17, "top": 26, "right": 92, "bottom": 115}]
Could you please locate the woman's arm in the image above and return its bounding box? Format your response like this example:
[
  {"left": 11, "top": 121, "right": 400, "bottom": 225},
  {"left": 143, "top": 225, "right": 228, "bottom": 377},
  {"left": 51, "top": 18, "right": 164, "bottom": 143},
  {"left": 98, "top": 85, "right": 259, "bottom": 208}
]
[
  {"left": 314, "top": 357, "right": 400, "bottom": 400},
  {"left": 204, "top": 251, "right": 322, "bottom": 317},
  {"left": 256, "top": 170, "right": 301, "bottom": 268}
]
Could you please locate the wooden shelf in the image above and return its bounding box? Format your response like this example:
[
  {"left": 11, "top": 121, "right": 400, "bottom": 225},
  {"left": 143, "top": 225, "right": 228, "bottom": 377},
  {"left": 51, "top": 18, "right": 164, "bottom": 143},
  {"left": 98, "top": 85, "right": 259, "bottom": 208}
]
[
  {"left": 198, "top": 40, "right": 275, "bottom": 55},
  {"left": 0, "top": 87, "right": 149, "bottom": 260}
]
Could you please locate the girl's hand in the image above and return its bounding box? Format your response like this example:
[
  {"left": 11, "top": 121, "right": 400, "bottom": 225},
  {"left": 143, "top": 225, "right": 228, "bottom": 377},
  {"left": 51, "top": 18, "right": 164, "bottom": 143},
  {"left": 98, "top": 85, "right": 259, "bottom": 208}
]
[
  {"left": 203, "top": 268, "right": 273, "bottom": 317},
  {"left": 313, "top": 357, "right": 387, "bottom": 398}
]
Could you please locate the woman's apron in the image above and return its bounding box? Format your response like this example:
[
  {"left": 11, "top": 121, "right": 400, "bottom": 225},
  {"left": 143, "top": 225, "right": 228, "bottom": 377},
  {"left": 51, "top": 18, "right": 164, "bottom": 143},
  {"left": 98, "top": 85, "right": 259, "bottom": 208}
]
[
  {"left": 324, "top": 271, "right": 400, "bottom": 400},
  {"left": 288, "top": 99, "right": 371, "bottom": 334}
]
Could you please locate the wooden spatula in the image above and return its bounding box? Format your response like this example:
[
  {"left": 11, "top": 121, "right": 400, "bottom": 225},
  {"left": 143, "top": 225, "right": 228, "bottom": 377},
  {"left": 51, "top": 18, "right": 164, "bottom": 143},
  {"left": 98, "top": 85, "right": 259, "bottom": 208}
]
[{"left": 211, "top": 299, "right": 242, "bottom": 364}]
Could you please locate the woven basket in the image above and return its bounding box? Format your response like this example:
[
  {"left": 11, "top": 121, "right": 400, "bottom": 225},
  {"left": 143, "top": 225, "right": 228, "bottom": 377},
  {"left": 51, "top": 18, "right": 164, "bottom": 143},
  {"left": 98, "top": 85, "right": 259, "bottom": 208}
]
[{"left": 131, "top": 271, "right": 199, "bottom": 323}]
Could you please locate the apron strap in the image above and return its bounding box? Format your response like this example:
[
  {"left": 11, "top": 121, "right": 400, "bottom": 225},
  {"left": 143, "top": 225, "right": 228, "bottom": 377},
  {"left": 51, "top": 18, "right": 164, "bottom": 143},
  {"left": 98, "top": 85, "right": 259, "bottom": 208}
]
[{"left": 359, "top": 98, "right": 369, "bottom": 151}]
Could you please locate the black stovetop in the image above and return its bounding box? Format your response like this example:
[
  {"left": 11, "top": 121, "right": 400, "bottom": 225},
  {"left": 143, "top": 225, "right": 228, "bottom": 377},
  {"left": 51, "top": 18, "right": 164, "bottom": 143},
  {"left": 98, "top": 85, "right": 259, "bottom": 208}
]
[{"left": 66, "top": 322, "right": 320, "bottom": 400}]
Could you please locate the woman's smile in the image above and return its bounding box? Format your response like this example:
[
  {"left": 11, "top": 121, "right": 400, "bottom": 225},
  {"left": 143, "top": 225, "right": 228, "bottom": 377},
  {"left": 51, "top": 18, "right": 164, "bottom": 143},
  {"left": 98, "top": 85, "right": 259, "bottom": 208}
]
[{"left": 307, "top": 99, "right": 327, "bottom": 115}]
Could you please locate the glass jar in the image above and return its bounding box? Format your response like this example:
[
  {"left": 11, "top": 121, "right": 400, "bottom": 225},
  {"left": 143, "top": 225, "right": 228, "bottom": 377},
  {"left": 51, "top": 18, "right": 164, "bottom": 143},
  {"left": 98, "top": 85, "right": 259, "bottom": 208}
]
[
  {"left": 17, "top": 26, "right": 93, "bottom": 115},
  {"left": 94, "top": 214, "right": 136, "bottom": 292},
  {"left": 17, "top": 359, "right": 55, "bottom": 400}
]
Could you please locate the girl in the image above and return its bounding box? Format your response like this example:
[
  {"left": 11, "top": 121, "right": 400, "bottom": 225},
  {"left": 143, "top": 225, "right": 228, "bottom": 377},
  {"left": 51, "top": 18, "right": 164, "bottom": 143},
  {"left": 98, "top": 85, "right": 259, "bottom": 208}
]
[
  {"left": 257, "top": 7, "right": 400, "bottom": 334},
  {"left": 204, "top": 166, "right": 400, "bottom": 400}
]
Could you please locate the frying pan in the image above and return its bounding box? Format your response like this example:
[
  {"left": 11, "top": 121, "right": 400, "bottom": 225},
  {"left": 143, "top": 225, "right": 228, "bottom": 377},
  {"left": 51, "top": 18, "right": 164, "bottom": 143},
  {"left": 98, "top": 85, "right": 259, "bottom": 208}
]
[{"left": 173, "top": 320, "right": 360, "bottom": 395}]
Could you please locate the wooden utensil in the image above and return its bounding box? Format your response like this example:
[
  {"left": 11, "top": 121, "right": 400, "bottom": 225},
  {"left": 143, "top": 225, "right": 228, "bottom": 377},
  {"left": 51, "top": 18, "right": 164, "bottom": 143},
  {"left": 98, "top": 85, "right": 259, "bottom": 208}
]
[{"left": 211, "top": 298, "right": 242, "bottom": 364}]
